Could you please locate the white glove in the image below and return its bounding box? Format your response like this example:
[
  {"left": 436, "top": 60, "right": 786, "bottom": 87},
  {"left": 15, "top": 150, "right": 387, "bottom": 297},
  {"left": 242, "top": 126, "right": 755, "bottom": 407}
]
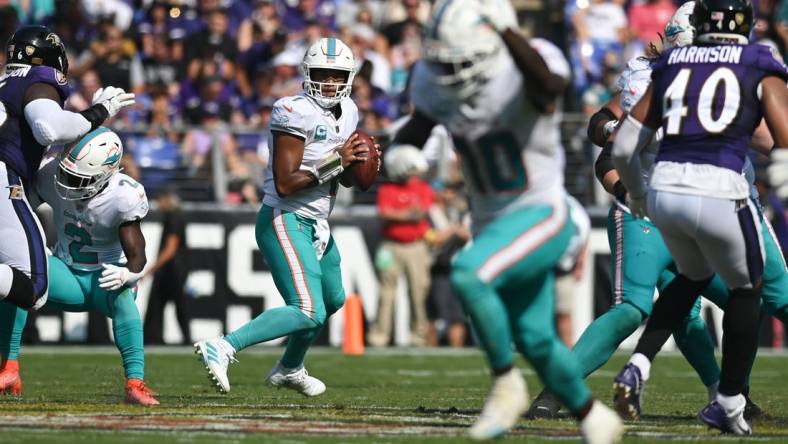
[
  {"left": 629, "top": 193, "right": 648, "bottom": 219},
  {"left": 91, "top": 86, "right": 135, "bottom": 119},
  {"left": 99, "top": 263, "right": 144, "bottom": 291},
  {"left": 768, "top": 149, "right": 788, "bottom": 200},
  {"left": 478, "top": 0, "right": 518, "bottom": 32}
]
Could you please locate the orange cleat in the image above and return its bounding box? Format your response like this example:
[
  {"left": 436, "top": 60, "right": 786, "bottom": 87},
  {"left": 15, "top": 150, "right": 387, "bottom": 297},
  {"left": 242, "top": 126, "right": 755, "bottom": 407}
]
[
  {"left": 125, "top": 378, "right": 159, "bottom": 405},
  {"left": 0, "top": 360, "right": 22, "bottom": 396}
]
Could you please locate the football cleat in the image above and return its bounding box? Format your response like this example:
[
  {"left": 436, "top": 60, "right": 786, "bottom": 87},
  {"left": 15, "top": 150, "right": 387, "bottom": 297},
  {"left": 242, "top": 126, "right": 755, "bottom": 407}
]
[
  {"left": 468, "top": 368, "right": 529, "bottom": 441},
  {"left": 0, "top": 360, "right": 22, "bottom": 396},
  {"left": 699, "top": 400, "right": 752, "bottom": 435},
  {"left": 125, "top": 379, "right": 159, "bottom": 406},
  {"left": 266, "top": 361, "right": 326, "bottom": 397},
  {"left": 194, "top": 338, "right": 237, "bottom": 393},
  {"left": 744, "top": 394, "right": 764, "bottom": 420},
  {"left": 525, "top": 389, "right": 561, "bottom": 419},
  {"left": 613, "top": 363, "right": 644, "bottom": 420},
  {"left": 580, "top": 400, "right": 624, "bottom": 444}
]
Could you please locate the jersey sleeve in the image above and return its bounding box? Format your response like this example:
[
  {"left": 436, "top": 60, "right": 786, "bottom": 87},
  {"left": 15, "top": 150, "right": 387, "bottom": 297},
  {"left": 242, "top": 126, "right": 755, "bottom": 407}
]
[
  {"left": 116, "top": 176, "right": 149, "bottom": 223},
  {"left": 269, "top": 97, "right": 308, "bottom": 138},
  {"left": 28, "top": 66, "right": 70, "bottom": 103},
  {"left": 530, "top": 38, "right": 572, "bottom": 81},
  {"left": 755, "top": 44, "right": 788, "bottom": 82}
]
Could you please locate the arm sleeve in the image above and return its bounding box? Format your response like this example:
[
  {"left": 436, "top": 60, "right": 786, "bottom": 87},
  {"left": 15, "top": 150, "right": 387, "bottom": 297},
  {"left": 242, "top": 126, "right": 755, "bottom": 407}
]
[
  {"left": 23, "top": 99, "right": 92, "bottom": 146},
  {"left": 594, "top": 140, "right": 615, "bottom": 183},
  {"left": 612, "top": 115, "right": 655, "bottom": 199}
]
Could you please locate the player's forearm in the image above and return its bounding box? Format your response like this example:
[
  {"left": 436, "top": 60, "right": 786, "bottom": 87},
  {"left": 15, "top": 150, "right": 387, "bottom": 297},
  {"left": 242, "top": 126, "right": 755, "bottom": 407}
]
[
  {"left": 612, "top": 115, "right": 654, "bottom": 198},
  {"left": 124, "top": 252, "right": 147, "bottom": 274},
  {"left": 24, "top": 99, "right": 92, "bottom": 146},
  {"left": 500, "top": 29, "right": 565, "bottom": 101},
  {"left": 274, "top": 171, "right": 318, "bottom": 197}
]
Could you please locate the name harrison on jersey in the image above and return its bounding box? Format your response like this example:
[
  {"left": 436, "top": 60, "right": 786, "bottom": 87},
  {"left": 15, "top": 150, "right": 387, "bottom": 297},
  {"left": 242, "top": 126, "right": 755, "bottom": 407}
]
[{"left": 667, "top": 45, "right": 743, "bottom": 65}]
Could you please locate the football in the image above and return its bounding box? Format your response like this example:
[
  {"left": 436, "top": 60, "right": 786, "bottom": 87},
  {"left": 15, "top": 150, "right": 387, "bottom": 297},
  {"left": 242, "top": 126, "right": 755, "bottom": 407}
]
[{"left": 348, "top": 129, "right": 379, "bottom": 190}]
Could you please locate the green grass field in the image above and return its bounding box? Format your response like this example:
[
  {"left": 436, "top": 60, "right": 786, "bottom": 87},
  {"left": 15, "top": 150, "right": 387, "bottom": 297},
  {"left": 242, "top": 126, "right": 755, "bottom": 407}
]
[{"left": 1, "top": 347, "right": 788, "bottom": 443}]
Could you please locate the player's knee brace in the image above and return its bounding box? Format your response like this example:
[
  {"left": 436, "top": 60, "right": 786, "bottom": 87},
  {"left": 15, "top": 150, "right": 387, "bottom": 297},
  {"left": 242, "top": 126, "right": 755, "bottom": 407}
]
[{"left": 6, "top": 268, "right": 35, "bottom": 310}]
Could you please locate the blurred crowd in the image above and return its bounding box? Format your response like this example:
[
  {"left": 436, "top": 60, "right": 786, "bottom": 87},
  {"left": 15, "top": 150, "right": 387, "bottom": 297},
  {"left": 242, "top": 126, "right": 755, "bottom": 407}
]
[{"left": 1, "top": 0, "right": 787, "bottom": 204}]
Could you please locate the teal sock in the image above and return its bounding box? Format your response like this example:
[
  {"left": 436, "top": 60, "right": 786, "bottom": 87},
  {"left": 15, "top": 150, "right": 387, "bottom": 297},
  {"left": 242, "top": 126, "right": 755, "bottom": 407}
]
[
  {"left": 0, "top": 301, "right": 26, "bottom": 361},
  {"left": 225, "top": 306, "right": 319, "bottom": 352},
  {"left": 673, "top": 305, "right": 720, "bottom": 388},
  {"left": 108, "top": 291, "right": 145, "bottom": 380},
  {"left": 114, "top": 319, "right": 144, "bottom": 379},
  {"left": 451, "top": 268, "right": 513, "bottom": 371},
  {"left": 281, "top": 326, "right": 322, "bottom": 368},
  {"left": 572, "top": 302, "right": 644, "bottom": 377}
]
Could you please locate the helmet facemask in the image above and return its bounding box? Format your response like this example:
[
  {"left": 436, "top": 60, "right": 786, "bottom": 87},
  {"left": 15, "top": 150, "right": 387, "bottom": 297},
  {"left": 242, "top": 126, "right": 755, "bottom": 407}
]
[{"left": 303, "top": 66, "right": 355, "bottom": 108}]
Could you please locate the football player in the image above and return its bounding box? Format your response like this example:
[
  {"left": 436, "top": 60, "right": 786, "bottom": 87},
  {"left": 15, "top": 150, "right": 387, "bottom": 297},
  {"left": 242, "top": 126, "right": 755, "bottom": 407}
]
[
  {"left": 529, "top": 1, "right": 788, "bottom": 420},
  {"left": 0, "top": 128, "right": 157, "bottom": 404},
  {"left": 0, "top": 26, "right": 134, "bottom": 313},
  {"left": 612, "top": 0, "right": 788, "bottom": 434},
  {"left": 195, "top": 37, "right": 376, "bottom": 396},
  {"left": 391, "top": 0, "right": 622, "bottom": 441}
]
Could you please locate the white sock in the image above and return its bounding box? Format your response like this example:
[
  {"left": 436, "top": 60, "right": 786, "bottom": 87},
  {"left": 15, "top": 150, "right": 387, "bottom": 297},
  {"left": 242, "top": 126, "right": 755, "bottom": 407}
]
[
  {"left": 716, "top": 392, "right": 745, "bottom": 413},
  {"left": 0, "top": 264, "right": 13, "bottom": 299},
  {"left": 707, "top": 382, "right": 719, "bottom": 402},
  {"left": 628, "top": 353, "right": 651, "bottom": 381}
]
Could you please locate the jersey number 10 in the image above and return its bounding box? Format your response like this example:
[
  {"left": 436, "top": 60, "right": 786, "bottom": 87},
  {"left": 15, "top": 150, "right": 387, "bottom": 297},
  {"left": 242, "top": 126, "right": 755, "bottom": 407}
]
[
  {"left": 663, "top": 67, "right": 741, "bottom": 135},
  {"left": 454, "top": 130, "right": 527, "bottom": 194}
]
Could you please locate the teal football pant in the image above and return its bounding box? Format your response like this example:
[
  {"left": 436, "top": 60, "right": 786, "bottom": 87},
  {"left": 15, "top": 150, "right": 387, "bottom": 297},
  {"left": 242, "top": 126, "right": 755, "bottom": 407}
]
[
  {"left": 571, "top": 205, "right": 721, "bottom": 387},
  {"left": 451, "top": 200, "right": 592, "bottom": 414},
  {"left": 224, "top": 206, "right": 345, "bottom": 369},
  {"left": 0, "top": 256, "right": 144, "bottom": 379}
]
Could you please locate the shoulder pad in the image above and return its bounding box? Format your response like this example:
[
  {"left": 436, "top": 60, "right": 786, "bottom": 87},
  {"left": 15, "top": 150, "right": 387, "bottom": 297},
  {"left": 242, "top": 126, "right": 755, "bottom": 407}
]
[
  {"left": 270, "top": 96, "right": 309, "bottom": 138},
  {"left": 28, "top": 65, "right": 70, "bottom": 102},
  {"left": 753, "top": 44, "right": 788, "bottom": 82},
  {"left": 114, "top": 174, "right": 149, "bottom": 222}
]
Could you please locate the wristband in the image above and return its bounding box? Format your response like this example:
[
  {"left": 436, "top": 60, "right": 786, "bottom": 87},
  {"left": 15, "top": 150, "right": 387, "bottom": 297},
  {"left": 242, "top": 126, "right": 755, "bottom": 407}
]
[
  {"left": 302, "top": 151, "right": 344, "bottom": 184},
  {"left": 612, "top": 180, "right": 628, "bottom": 202},
  {"left": 79, "top": 104, "right": 109, "bottom": 131}
]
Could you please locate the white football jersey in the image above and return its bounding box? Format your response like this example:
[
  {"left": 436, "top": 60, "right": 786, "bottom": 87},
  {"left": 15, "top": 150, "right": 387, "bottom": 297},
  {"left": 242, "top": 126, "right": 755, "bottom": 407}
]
[
  {"left": 410, "top": 39, "right": 570, "bottom": 227},
  {"left": 37, "top": 158, "right": 149, "bottom": 272},
  {"left": 263, "top": 93, "right": 360, "bottom": 220}
]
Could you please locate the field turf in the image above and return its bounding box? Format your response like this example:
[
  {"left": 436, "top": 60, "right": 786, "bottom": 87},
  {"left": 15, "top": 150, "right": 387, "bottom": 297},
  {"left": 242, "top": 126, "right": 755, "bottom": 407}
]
[{"left": 2, "top": 347, "right": 788, "bottom": 443}]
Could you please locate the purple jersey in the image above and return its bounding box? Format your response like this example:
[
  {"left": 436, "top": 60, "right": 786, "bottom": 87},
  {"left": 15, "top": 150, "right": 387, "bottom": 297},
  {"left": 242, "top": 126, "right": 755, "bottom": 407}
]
[
  {"left": 652, "top": 44, "right": 788, "bottom": 172},
  {"left": 0, "top": 65, "right": 70, "bottom": 184}
]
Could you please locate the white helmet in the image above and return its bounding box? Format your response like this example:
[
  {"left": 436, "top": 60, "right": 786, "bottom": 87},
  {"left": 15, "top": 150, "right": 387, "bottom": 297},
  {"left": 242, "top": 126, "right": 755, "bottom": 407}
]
[
  {"left": 55, "top": 127, "right": 123, "bottom": 200},
  {"left": 302, "top": 37, "right": 356, "bottom": 108},
  {"left": 663, "top": 1, "right": 696, "bottom": 50},
  {"left": 385, "top": 144, "right": 428, "bottom": 182},
  {"left": 422, "top": 0, "right": 504, "bottom": 98}
]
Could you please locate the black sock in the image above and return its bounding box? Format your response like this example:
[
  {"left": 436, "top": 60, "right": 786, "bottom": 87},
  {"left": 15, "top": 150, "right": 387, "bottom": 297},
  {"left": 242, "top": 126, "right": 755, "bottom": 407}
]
[
  {"left": 633, "top": 274, "right": 712, "bottom": 361},
  {"left": 492, "top": 364, "right": 513, "bottom": 376},
  {"left": 719, "top": 285, "right": 762, "bottom": 396}
]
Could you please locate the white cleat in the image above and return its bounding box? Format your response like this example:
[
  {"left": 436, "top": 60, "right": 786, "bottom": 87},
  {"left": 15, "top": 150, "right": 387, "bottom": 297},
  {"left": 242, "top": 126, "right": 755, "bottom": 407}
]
[
  {"left": 468, "top": 368, "right": 529, "bottom": 441},
  {"left": 194, "top": 338, "right": 237, "bottom": 393},
  {"left": 581, "top": 400, "right": 624, "bottom": 444},
  {"left": 266, "top": 361, "right": 326, "bottom": 397}
]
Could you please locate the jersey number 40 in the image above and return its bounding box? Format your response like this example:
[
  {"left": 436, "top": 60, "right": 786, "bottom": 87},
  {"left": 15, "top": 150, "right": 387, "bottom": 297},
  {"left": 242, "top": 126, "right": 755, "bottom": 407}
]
[{"left": 663, "top": 67, "right": 740, "bottom": 135}]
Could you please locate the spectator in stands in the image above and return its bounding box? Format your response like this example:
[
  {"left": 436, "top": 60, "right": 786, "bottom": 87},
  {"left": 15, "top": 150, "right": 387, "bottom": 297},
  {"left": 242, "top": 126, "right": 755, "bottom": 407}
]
[
  {"left": 183, "top": 7, "right": 238, "bottom": 85},
  {"left": 570, "top": 0, "right": 627, "bottom": 92},
  {"left": 65, "top": 69, "right": 102, "bottom": 112},
  {"left": 71, "top": 24, "right": 146, "bottom": 95},
  {"left": 280, "top": 0, "right": 336, "bottom": 34},
  {"left": 79, "top": 0, "right": 134, "bottom": 31},
  {"left": 144, "top": 188, "right": 190, "bottom": 345},
  {"left": 426, "top": 179, "right": 470, "bottom": 348},
  {"left": 627, "top": 0, "right": 676, "bottom": 50},
  {"left": 269, "top": 49, "right": 303, "bottom": 99},
  {"left": 142, "top": 36, "right": 181, "bottom": 96},
  {"left": 237, "top": 0, "right": 280, "bottom": 53},
  {"left": 11, "top": 0, "right": 54, "bottom": 25},
  {"left": 181, "top": 107, "right": 237, "bottom": 176},
  {"left": 381, "top": 0, "right": 427, "bottom": 47},
  {"left": 138, "top": 1, "right": 185, "bottom": 61},
  {"left": 345, "top": 23, "right": 392, "bottom": 93},
  {"left": 369, "top": 146, "right": 433, "bottom": 347}
]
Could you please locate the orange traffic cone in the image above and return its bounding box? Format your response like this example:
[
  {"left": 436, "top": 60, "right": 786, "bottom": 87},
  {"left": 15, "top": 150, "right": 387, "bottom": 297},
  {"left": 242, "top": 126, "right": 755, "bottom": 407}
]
[{"left": 343, "top": 294, "right": 365, "bottom": 355}]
